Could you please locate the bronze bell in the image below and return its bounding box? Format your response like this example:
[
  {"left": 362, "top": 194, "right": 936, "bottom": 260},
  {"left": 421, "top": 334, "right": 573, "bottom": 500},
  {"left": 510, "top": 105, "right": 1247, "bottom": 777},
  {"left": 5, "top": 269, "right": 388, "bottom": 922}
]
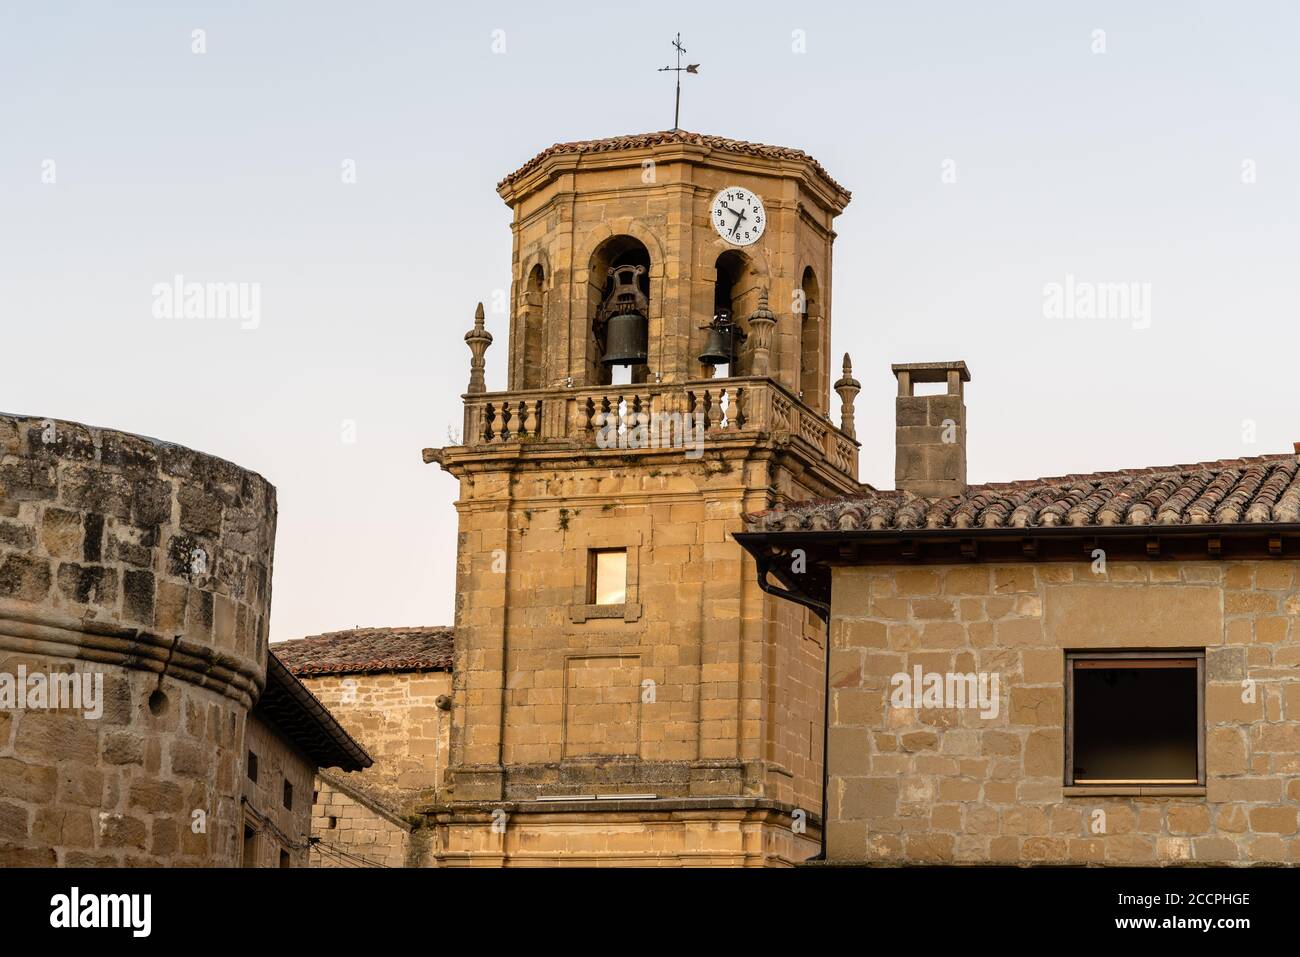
[
  {"left": 698, "top": 310, "right": 742, "bottom": 366},
  {"left": 598, "top": 264, "right": 649, "bottom": 367},
  {"left": 601, "top": 310, "right": 649, "bottom": 367}
]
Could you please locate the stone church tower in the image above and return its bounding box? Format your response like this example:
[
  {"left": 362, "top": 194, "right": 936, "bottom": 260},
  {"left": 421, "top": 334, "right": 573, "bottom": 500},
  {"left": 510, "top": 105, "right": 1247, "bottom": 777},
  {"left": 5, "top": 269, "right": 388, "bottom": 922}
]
[{"left": 424, "top": 129, "right": 863, "bottom": 865}]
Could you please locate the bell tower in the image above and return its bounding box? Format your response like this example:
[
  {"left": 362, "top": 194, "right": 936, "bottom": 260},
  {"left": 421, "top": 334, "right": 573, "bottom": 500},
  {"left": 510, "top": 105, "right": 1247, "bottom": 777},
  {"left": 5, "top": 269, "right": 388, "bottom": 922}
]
[{"left": 424, "top": 130, "right": 864, "bottom": 866}]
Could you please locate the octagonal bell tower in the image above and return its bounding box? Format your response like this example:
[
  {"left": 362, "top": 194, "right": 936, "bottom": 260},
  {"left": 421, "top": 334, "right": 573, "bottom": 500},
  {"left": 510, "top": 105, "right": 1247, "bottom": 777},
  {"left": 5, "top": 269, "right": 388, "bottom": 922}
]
[
  {"left": 424, "top": 129, "right": 865, "bottom": 867},
  {"left": 499, "top": 131, "right": 848, "bottom": 411}
]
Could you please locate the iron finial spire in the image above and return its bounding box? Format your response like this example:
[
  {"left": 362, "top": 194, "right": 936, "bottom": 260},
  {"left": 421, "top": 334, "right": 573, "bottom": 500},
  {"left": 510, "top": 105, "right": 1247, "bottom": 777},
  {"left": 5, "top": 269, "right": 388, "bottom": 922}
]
[{"left": 657, "top": 32, "right": 699, "bottom": 131}]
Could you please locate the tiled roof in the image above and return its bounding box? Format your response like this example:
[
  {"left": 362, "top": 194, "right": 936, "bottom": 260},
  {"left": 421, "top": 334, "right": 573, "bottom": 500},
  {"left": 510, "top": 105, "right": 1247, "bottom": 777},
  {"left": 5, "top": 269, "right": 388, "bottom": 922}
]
[
  {"left": 272, "top": 627, "right": 454, "bottom": 676},
  {"left": 746, "top": 454, "right": 1300, "bottom": 533},
  {"left": 498, "top": 129, "right": 850, "bottom": 197}
]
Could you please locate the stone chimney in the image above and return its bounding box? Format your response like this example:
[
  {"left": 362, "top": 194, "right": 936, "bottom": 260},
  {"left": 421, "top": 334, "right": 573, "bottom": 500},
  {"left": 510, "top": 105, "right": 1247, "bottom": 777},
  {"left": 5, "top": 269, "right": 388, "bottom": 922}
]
[{"left": 892, "top": 361, "right": 970, "bottom": 497}]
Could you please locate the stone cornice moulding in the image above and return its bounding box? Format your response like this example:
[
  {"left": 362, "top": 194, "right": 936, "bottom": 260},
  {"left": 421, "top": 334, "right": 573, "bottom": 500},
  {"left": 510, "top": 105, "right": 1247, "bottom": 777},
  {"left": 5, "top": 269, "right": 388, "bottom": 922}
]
[{"left": 0, "top": 601, "right": 263, "bottom": 708}]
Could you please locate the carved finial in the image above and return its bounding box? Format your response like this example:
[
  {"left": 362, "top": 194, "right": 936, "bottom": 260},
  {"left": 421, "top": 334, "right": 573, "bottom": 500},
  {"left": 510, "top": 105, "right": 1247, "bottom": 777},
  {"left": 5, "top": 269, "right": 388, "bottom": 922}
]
[
  {"left": 747, "top": 287, "right": 777, "bottom": 377},
  {"left": 834, "top": 352, "right": 861, "bottom": 440},
  {"left": 464, "top": 302, "right": 493, "bottom": 394}
]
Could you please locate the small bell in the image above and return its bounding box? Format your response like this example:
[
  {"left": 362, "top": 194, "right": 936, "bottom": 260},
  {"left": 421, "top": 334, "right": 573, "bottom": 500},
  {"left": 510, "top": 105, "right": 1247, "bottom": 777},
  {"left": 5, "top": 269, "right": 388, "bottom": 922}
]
[{"left": 698, "top": 310, "right": 745, "bottom": 366}]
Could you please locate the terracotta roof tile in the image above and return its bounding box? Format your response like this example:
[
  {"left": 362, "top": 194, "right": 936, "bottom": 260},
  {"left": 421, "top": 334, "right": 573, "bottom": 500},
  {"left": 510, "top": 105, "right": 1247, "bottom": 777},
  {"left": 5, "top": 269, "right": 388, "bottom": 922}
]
[
  {"left": 272, "top": 627, "right": 454, "bottom": 676},
  {"left": 746, "top": 454, "right": 1300, "bottom": 533},
  {"left": 498, "top": 129, "right": 850, "bottom": 198}
]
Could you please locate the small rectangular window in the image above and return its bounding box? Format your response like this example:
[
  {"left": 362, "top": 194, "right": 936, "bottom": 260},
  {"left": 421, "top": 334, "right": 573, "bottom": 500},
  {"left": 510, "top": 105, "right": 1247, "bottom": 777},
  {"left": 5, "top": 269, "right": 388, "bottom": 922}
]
[
  {"left": 283, "top": 779, "right": 293, "bottom": 810},
  {"left": 1066, "top": 651, "right": 1204, "bottom": 786},
  {"left": 589, "top": 549, "right": 627, "bottom": 605},
  {"left": 246, "top": 751, "right": 258, "bottom": 783},
  {"left": 279, "top": 848, "right": 291, "bottom": 868}
]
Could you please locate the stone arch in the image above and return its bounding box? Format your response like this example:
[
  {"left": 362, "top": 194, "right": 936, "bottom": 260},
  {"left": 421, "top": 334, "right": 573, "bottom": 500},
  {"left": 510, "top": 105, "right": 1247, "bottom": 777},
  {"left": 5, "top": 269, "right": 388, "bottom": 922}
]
[
  {"left": 704, "top": 241, "right": 770, "bottom": 377},
  {"left": 586, "top": 233, "right": 654, "bottom": 386},
  {"left": 519, "top": 262, "right": 547, "bottom": 390},
  {"left": 798, "top": 265, "right": 824, "bottom": 411}
]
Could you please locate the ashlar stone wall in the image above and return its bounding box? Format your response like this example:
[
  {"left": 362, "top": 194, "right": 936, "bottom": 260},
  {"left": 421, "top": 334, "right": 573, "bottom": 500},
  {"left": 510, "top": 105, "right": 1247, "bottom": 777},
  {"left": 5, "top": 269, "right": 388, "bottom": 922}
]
[{"left": 827, "top": 559, "right": 1300, "bottom": 864}]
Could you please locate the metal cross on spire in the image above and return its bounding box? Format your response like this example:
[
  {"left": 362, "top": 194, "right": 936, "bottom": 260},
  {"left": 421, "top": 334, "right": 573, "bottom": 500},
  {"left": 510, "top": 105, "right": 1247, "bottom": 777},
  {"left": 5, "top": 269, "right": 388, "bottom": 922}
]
[{"left": 657, "top": 32, "right": 699, "bottom": 131}]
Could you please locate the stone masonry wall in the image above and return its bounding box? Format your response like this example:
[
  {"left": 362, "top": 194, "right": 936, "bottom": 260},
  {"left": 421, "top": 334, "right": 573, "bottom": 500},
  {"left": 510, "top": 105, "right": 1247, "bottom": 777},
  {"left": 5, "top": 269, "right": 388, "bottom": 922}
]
[
  {"left": 310, "top": 776, "right": 412, "bottom": 868},
  {"left": 295, "top": 669, "right": 451, "bottom": 811},
  {"left": 447, "top": 455, "right": 826, "bottom": 818},
  {"left": 0, "top": 414, "right": 276, "bottom": 866},
  {"left": 242, "top": 713, "right": 315, "bottom": 866},
  {"left": 827, "top": 559, "right": 1300, "bottom": 864}
]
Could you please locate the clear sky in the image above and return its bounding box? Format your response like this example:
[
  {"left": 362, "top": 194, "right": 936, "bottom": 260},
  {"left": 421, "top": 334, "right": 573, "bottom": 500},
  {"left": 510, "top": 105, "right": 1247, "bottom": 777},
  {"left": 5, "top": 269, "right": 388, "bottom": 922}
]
[{"left": 3, "top": 1, "right": 1297, "bottom": 641}]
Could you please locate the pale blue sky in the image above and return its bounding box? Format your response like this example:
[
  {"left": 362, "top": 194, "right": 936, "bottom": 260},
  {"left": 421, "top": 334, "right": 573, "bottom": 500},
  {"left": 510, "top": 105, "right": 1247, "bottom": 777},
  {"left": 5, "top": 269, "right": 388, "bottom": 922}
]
[{"left": 3, "top": 1, "right": 1297, "bottom": 640}]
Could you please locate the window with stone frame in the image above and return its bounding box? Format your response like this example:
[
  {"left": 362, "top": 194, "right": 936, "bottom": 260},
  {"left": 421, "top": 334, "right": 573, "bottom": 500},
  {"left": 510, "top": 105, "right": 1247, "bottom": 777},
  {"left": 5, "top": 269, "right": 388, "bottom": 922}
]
[
  {"left": 1065, "top": 650, "right": 1205, "bottom": 787},
  {"left": 588, "top": 548, "right": 628, "bottom": 606}
]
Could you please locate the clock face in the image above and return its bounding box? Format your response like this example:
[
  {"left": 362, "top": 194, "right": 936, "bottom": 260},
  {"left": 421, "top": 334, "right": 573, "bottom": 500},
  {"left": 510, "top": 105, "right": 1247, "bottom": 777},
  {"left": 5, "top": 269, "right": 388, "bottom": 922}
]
[{"left": 711, "top": 186, "right": 765, "bottom": 246}]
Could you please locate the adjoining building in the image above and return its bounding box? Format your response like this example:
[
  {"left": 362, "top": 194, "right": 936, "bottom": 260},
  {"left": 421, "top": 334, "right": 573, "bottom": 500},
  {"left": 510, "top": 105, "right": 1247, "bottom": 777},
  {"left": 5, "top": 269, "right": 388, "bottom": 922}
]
[
  {"left": 737, "top": 363, "right": 1300, "bottom": 865},
  {"left": 243, "top": 651, "right": 372, "bottom": 867},
  {"left": 272, "top": 626, "right": 453, "bottom": 867}
]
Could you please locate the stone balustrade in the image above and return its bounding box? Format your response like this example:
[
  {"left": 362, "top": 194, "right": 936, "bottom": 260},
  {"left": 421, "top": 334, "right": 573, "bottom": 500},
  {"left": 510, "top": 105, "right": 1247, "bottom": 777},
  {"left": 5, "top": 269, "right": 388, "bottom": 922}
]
[{"left": 459, "top": 376, "right": 859, "bottom": 481}]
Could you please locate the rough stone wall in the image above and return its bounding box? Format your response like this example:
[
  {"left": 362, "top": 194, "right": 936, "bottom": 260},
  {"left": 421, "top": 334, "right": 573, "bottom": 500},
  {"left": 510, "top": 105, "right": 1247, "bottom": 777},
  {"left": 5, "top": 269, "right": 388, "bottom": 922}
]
[
  {"left": 0, "top": 414, "right": 276, "bottom": 866},
  {"left": 242, "top": 714, "right": 314, "bottom": 866},
  {"left": 295, "top": 669, "right": 451, "bottom": 810},
  {"left": 826, "top": 559, "right": 1300, "bottom": 864},
  {"left": 310, "top": 777, "right": 411, "bottom": 868}
]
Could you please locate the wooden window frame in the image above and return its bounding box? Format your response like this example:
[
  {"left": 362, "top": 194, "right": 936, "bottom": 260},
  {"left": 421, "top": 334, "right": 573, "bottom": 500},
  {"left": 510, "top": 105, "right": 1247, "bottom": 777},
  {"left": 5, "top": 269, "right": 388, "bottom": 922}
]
[{"left": 1064, "top": 649, "right": 1205, "bottom": 790}]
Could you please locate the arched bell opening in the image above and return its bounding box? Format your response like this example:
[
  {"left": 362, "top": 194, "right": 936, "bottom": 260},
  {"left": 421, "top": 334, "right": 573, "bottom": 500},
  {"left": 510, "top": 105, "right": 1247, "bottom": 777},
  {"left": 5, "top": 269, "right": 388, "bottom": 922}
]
[
  {"left": 520, "top": 263, "right": 546, "bottom": 390},
  {"left": 588, "top": 236, "right": 651, "bottom": 387},
  {"left": 701, "top": 250, "right": 752, "bottom": 379},
  {"left": 799, "top": 266, "right": 824, "bottom": 411}
]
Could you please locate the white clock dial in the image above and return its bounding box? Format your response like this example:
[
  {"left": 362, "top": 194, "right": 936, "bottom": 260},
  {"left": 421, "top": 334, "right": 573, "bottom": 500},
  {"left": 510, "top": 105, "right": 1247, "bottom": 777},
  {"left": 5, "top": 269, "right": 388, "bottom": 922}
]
[{"left": 711, "top": 186, "right": 765, "bottom": 246}]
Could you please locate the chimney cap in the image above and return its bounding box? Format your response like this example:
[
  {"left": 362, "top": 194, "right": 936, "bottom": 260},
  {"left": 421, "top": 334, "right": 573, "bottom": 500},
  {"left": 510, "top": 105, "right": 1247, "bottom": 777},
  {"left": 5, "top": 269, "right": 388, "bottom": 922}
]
[{"left": 891, "top": 360, "right": 970, "bottom": 384}]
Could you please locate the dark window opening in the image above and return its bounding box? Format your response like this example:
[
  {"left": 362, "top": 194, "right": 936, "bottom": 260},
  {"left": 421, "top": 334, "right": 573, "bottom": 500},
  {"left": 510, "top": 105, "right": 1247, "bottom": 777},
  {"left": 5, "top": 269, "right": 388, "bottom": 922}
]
[
  {"left": 283, "top": 779, "right": 293, "bottom": 810},
  {"left": 246, "top": 750, "right": 258, "bottom": 783},
  {"left": 242, "top": 825, "right": 257, "bottom": 868},
  {"left": 279, "top": 848, "right": 291, "bottom": 868},
  {"left": 1067, "top": 652, "right": 1204, "bottom": 786}
]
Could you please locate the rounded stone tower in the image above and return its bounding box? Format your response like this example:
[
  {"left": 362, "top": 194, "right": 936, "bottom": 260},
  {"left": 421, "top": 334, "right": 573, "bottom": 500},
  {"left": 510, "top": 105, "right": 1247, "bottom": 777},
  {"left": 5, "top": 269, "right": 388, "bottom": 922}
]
[{"left": 0, "top": 414, "right": 276, "bottom": 866}]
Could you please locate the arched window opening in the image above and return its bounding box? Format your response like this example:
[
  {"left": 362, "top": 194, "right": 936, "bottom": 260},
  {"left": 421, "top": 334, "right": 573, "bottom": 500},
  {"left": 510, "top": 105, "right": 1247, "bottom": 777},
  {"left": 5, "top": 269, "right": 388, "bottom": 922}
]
[
  {"left": 702, "top": 251, "right": 749, "bottom": 379},
  {"left": 520, "top": 264, "right": 546, "bottom": 390},
  {"left": 799, "top": 267, "right": 823, "bottom": 411},
  {"left": 588, "top": 237, "right": 651, "bottom": 387}
]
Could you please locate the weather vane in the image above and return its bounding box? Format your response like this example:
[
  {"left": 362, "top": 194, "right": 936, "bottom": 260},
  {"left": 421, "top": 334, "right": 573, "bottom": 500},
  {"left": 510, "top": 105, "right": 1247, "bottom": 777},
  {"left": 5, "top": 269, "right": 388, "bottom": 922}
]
[{"left": 657, "top": 33, "right": 699, "bottom": 131}]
